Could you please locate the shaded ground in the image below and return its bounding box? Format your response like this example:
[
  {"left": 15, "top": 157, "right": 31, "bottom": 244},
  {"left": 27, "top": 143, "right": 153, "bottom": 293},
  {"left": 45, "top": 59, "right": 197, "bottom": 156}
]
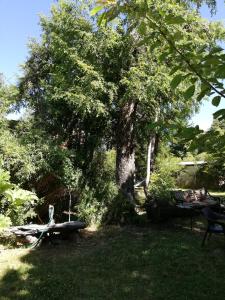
[{"left": 0, "top": 219, "right": 225, "bottom": 300}]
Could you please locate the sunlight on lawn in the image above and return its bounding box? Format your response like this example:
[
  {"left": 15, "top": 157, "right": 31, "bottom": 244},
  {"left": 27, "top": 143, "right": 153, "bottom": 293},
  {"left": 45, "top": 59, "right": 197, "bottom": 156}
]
[{"left": 1, "top": 226, "right": 225, "bottom": 300}]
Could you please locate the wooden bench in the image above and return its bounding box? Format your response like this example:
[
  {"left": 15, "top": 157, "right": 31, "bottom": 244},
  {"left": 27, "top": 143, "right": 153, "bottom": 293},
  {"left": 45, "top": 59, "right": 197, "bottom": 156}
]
[{"left": 7, "top": 221, "right": 86, "bottom": 246}]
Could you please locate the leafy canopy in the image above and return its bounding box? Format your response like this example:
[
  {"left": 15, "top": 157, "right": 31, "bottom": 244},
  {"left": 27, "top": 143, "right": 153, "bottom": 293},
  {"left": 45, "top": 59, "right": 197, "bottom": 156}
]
[{"left": 93, "top": 0, "right": 225, "bottom": 119}]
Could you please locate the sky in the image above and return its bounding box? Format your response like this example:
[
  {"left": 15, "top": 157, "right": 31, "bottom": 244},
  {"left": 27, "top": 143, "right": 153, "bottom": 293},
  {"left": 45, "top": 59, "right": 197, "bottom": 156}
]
[
  {"left": 192, "top": 0, "right": 225, "bottom": 130},
  {"left": 0, "top": 0, "right": 55, "bottom": 83},
  {"left": 0, "top": 0, "right": 225, "bottom": 129}
]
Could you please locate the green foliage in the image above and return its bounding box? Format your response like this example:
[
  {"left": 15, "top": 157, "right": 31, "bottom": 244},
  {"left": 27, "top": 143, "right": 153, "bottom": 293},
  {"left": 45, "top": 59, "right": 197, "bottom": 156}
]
[
  {"left": 77, "top": 186, "right": 101, "bottom": 225},
  {"left": 148, "top": 145, "right": 182, "bottom": 200},
  {"left": 3, "top": 188, "right": 39, "bottom": 225},
  {"left": 0, "top": 128, "right": 39, "bottom": 184},
  {"left": 0, "top": 168, "right": 13, "bottom": 194},
  {"left": 0, "top": 164, "right": 39, "bottom": 226},
  {"left": 176, "top": 152, "right": 208, "bottom": 188},
  {"left": 0, "top": 82, "right": 19, "bottom": 118},
  {"left": 61, "top": 157, "right": 82, "bottom": 190},
  {"left": 212, "top": 95, "right": 221, "bottom": 107},
  {"left": 0, "top": 215, "right": 11, "bottom": 231},
  {"left": 213, "top": 109, "right": 225, "bottom": 121},
  {"left": 188, "top": 119, "right": 225, "bottom": 189},
  {"left": 173, "top": 118, "right": 225, "bottom": 189},
  {"left": 96, "top": 0, "right": 225, "bottom": 119},
  {"left": 2, "top": 0, "right": 222, "bottom": 225},
  {"left": 170, "top": 74, "right": 184, "bottom": 89},
  {"left": 77, "top": 150, "right": 118, "bottom": 225},
  {"left": 18, "top": 0, "right": 200, "bottom": 160},
  {"left": 103, "top": 191, "right": 137, "bottom": 225},
  {"left": 17, "top": 1, "right": 114, "bottom": 180}
]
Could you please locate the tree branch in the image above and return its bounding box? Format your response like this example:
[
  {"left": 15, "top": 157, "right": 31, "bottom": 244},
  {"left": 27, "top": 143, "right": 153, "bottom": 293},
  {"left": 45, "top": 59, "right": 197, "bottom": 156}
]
[{"left": 146, "top": 16, "right": 225, "bottom": 99}]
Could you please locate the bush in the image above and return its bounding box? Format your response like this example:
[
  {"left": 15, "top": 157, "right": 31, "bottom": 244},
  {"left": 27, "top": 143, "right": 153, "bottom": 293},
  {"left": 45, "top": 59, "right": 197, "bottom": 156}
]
[
  {"left": 148, "top": 147, "right": 182, "bottom": 201},
  {"left": 0, "top": 215, "right": 11, "bottom": 231},
  {"left": 3, "top": 188, "right": 39, "bottom": 225},
  {"left": 145, "top": 146, "right": 183, "bottom": 222},
  {"left": 76, "top": 150, "right": 119, "bottom": 226},
  {"left": 0, "top": 164, "right": 39, "bottom": 226},
  {"left": 102, "top": 191, "right": 137, "bottom": 225}
]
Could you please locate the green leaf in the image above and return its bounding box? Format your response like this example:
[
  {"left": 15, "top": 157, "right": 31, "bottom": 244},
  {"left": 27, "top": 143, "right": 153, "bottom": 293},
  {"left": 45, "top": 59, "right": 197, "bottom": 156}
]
[
  {"left": 106, "top": 7, "right": 118, "bottom": 22},
  {"left": 137, "top": 36, "right": 152, "bottom": 47},
  {"left": 173, "top": 31, "right": 183, "bottom": 41},
  {"left": 213, "top": 109, "right": 225, "bottom": 120},
  {"left": 158, "top": 52, "right": 169, "bottom": 62},
  {"left": 212, "top": 95, "right": 221, "bottom": 107},
  {"left": 180, "top": 126, "right": 202, "bottom": 140},
  {"left": 216, "top": 65, "right": 225, "bottom": 79},
  {"left": 165, "top": 15, "right": 185, "bottom": 25},
  {"left": 210, "top": 46, "right": 224, "bottom": 54},
  {"left": 170, "top": 74, "right": 183, "bottom": 89},
  {"left": 196, "top": 83, "right": 211, "bottom": 101},
  {"left": 138, "top": 21, "right": 147, "bottom": 35},
  {"left": 169, "top": 66, "right": 180, "bottom": 75},
  {"left": 183, "top": 85, "right": 195, "bottom": 100},
  {"left": 97, "top": 12, "right": 107, "bottom": 26},
  {"left": 203, "top": 57, "right": 221, "bottom": 66},
  {"left": 0, "top": 215, "right": 11, "bottom": 230},
  {"left": 214, "top": 81, "right": 224, "bottom": 89},
  {"left": 190, "top": 77, "right": 197, "bottom": 84},
  {"left": 90, "top": 6, "right": 104, "bottom": 16},
  {"left": 150, "top": 39, "right": 161, "bottom": 51}
]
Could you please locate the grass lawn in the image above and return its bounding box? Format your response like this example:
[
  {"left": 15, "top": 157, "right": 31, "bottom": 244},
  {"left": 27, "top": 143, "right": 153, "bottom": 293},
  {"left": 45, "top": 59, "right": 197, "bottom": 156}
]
[{"left": 0, "top": 221, "right": 225, "bottom": 300}]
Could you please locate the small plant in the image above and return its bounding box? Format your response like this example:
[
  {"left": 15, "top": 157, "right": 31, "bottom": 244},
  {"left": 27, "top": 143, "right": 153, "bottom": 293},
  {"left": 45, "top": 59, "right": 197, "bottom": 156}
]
[
  {"left": 0, "top": 163, "right": 39, "bottom": 226},
  {"left": 148, "top": 146, "right": 182, "bottom": 201},
  {"left": 0, "top": 215, "right": 11, "bottom": 231},
  {"left": 3, "top": 188, "right": 39, "bottom": 225}
]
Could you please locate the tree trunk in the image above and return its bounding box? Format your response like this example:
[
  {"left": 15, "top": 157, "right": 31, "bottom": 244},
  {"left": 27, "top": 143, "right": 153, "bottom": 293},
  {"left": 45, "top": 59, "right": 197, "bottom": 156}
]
[
  {"left": 144, "top": 103, "right": 160, "bottom": 198},
  {"left": 151, "top": 133, "right": 159, "bottom": 172},
  {"left": 145, "top": 135, "right": 154, "bottom": 188},
  {"left": 144, "top": 133, "right": 159, "bottom": 197},
  {"left": 116, "top": 101, "right": 137, "bottom": 202}
]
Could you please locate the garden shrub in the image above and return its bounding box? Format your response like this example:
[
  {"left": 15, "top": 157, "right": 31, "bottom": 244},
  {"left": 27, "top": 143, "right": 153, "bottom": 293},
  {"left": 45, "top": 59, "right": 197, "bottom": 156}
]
[
  {"left": 102, "top": 191, "right": 138, "bottom": 225},
  {"left": 144, "top": 146, "right": 183, "bottom": 222},
  {"left": 76, "top": 150, "right": 119, "bottom": 226},
  {"left": 148, "top": 147, "right": 182, "bottom": 201},
  {"left": 0, "top": 163, "right": 39, "bottom": 227},
  {"left": 0, "top": 215, "right": 11, "bottom": 231}
]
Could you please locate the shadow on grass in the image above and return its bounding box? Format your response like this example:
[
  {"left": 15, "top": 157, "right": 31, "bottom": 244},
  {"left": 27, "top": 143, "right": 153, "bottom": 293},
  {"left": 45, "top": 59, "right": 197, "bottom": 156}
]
[{"left": 1, "top": 223, "right": 225, "bottom": 300}]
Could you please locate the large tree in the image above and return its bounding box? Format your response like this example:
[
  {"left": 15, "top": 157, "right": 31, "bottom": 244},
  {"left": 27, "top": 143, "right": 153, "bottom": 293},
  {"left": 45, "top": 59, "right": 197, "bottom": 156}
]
[
  {"left": 95, "top": 0, "right": 225, "bottom": 107},
  {"left": 16, "top": 0, "right": 224, "bottom": 212},
  {"left": 17, "top": 1, "right": 191, "bottom": 199},
  {"left": 92, "top": 0, "right": 225, "bottom": 194}
]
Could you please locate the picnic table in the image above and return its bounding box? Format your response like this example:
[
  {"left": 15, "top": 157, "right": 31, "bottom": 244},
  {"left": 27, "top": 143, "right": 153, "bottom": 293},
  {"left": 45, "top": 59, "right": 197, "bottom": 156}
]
[{"left": 176, "top": 199, "right": 218, "bottom": 229}]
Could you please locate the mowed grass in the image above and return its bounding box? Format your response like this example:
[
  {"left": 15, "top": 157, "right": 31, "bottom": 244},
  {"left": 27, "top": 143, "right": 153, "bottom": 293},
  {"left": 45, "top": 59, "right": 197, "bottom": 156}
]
[{"left": 0, "top": 223, "right": 225, "bottom": 300}]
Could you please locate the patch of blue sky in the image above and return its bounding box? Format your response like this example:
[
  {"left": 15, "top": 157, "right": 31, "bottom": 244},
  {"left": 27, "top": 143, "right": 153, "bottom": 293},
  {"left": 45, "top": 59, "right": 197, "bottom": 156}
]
[
  {"left": 191, "top": 0, "right": 225, "bottom": 131},
  {"left": 0, "top": 0, "right": 55, "bottom": 84}
]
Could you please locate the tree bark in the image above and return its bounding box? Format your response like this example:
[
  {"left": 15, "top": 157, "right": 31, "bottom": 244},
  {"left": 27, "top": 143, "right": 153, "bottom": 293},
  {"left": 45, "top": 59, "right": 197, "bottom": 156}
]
[
  {"left": 144, "top": 134, "right": 156, "bottom": 198},
  {"left": 116, "top": 101, "right": 137, "bottom": 202},
  {"left": 145, "top": 135, "right": 153, "bottom": 187},
  {"left": 144, "top": 105, "right": 160, "bottom": 197}
]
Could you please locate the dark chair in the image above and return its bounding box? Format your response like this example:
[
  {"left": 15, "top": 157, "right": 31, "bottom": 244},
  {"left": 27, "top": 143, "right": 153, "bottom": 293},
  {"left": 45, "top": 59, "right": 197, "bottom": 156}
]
[{"left": 201, "top": 207, "right": 225, "bottom": 246}]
